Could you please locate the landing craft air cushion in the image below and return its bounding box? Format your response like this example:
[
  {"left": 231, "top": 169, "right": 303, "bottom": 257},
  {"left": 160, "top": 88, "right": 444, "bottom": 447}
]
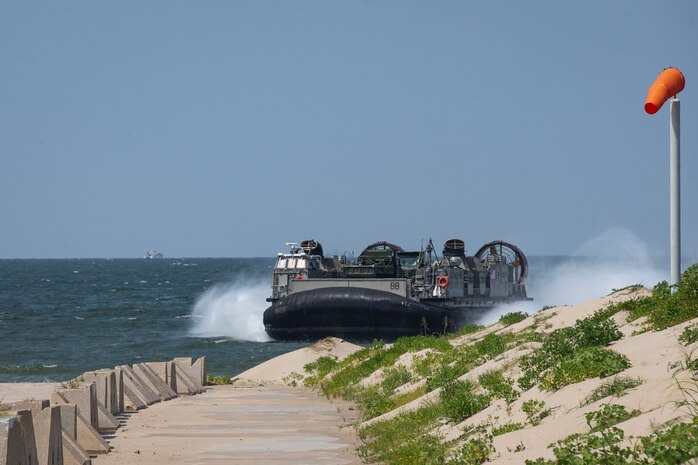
[{"left": 263, "top": 239, "right": 532, "bottom": 340}]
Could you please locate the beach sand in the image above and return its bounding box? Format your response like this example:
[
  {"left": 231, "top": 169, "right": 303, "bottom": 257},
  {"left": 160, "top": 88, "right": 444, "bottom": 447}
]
[
  {"left": 2, "top": 293, "right": 696, "bottom": 464},
  {"left": 0, "top": 382, "right": 59, "bottom": 403},
  {"left": 92, "top": 382, "right": 362, "bottom": 465}
]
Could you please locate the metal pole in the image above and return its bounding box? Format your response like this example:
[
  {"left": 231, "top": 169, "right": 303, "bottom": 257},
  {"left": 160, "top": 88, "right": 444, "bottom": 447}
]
[{"left": 670, "top": 98, "right": 681, "bottom": 289}]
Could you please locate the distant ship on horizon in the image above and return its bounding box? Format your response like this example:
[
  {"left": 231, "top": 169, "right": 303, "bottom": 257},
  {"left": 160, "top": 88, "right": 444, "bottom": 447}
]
[{"left": 144, "top": 250, "right": 164, "bottom": 259}]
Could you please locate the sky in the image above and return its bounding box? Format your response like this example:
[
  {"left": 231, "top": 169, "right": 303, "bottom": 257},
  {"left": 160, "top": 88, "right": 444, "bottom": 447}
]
[{"left": 1, "top": 1, "right": 697, "bottom": 260}]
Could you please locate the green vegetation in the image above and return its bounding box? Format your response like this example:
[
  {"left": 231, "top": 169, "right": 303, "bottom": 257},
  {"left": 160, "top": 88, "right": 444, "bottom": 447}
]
[
  {"left": 281, "top": 371, "right": 303, "bottom": 387},
  {"left": 357, "top": 404, "right": 444, "bottom": 465},
  {"left": 600, "top": 263, "right": 698, "bottom": 331},
  {"left": 453, "top": 432, "right": 495, "bottom": 464},
  {"left": 303, "top": 355, "right": 338, "bottom": 386},
  {"left": 525, "top": 418, "right": 698, "bottom": 464},
  {"left": 439, "top": 380, "right": 491, "bottom": 423},
  {"left": 316, "top": 336, "right": 452, "bottom": 397},
  {"left": 473, "top": 333, "right": 509, "bottom": 359},
  {"left": 356, "top": 386, "right": 397, "bottom": 419},
  {"left": 302, "top": 267, "right": 698, "bottom": 464},
  {"left": 518, "top": 316, "right": 627, "bottom": 391},
  {"left": 522, "top": 399, "right": 552, "bottom": 426},
  {"left": 381, "top": 365, "right": 412, "bottom": 392},
  {"left": 423, "top": 358, "right": 471, "bottom": 393},
  {"left": 206, "top": 374, "right": 234, "bottom": 385},
  {"left": 478, "top": 370, "right": 519, "bottom": 403},
  {"left": 680, "top": 324, "right": 698, "bottom": 345},
  {"left": 580, "top": 376, "right": 643, "bottom": 407},
  {"left": 539, "top": 347, "right": 631, "bottom": 391},
  {"left": 610, "top": 284, "right": 644, "bottom": 294},
  {"left": 492, "top": 422, "right": 525, "bottom": 436},
  {"left": 585, "top": 404, "right": 640, "bottom": 432},
  {"left": 449, "top": 324, "right": 484, "bottom": 338},
  {"left": 526, "top": 352, "right": 698, "bottom": 465},
  {"left": 499, "top": 311, "right": 529, "bottom": 326}
]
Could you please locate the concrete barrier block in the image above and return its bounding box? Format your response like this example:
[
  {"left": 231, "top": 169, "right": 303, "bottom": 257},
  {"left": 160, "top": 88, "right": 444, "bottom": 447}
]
[
  {"left": 114, "top": 369, "right": 124, "bottom": 414},
  {"left": 1, "top": 416, "right": 28, "bottom": 465},
  {"left": 15, "top": 410, "right": 39, "bottom": 465},
  {"left": 61, "top": 431, "right": 90, "bottom": 465},
  {"left": 94, "top": 403, "right": 119, "bottom": 433},
  {"left": 117, "top": 366, "right": 160, "bottom": 406},
  {"left": 51, "top": 384, "right": 98, "bottom": 429},
  {"left": 0, "top": 401, "right": 49, "bottom": 419},
  {"left": 171, "top": 364, "right": 200, "bottom": 395},
  {"left": 121, "top": 385, "right": 146, "bottom": 411},
  {"left": 74, "top": 415, "right": 108, "bottom": 455},
  {"left": 34, "top": 405, "right": 64, "bottom": 465},
  {"left": 132, "top": 364, "right": 177, "bottom": 401},
  {"left": 113, "top": 368, "right": 141, "bottom": 412},
  {"left": 144, "top": 361, "right": 177, "bottom": 392},
  {"left": 55, "top": 405, "right": 76, "bottom": 441},
  {"left": 0, "top": 409, "right": 39, "bottom": 465},
  {"left": 174, "top": 357, "right": 207, "bottom": 387},
  {"left": 80, "top": 370, "right": 118, "bottom": 415}
]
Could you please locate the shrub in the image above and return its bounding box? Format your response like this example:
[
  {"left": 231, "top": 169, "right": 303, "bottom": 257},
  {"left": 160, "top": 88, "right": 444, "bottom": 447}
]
[
  {"left": 474, "top": 333, "right": 508, "bottom": 359},
  {"left": 640, "top": 417, "right": 698, "bottom": 463},
  {"left": 356, "top": 386, "right": 396, "bottom": 419},
  {"left": 499, "top": 311, "right": 529, "bottom": 326},
  {"left": 573, "top": 316, "right": 624, "bottom": 348},
  {"left": 439, "top": 380, "right": 491, "bottom": 423},
  {"left": 424, "top": 358, "right": 471, "bottom": 392},
  {"left": 492, "top": 422, "right": 524, "bottom": 436},
  {"left": 452, "top": 433, "right": 495, "bottom": 464},
  {"left": 580, "top": 376, "right": 643, "bottom": 406},
  {"left": 322, "top": 335, "right": 452, "bottom": 397},
  {"left": 478, "top": 370, "right": 519, "bottom": 403},
  {"left": 680, "top": 324, "right": 698, "bottom": 345},
  {"left": 450, "top": 324, "right": 484, "bottom": 338},
  {"left": 381, "top": 365, "right": 412, "bottom": 393},
  {"left": 206, "top": 374, "right": 234, "bottom": 385},
  {"left": 519, "top": 316, "right": 625, "bottom": 391},
  {"left": 540, "top": 347, "right": 631, "bottom": 391},
  {"left": 303, "top": 355, "right": 338, "bottom": 386},
  {"left": 525, "top": 427, "right": 631, "bottom": 465},
  {"left": 358, "top": 405, "right": 443, "bottom": 464},
  {"left": 303, "top": 355, "right": 338, "bottom": 376},
  {"left": 526, "top": 418, "right": 698, "bottom": 465},
  {"left": 585, "top": 404, "right": 640, "bottom": 432},
  {"left": 601, "top": 263, "right": 698, "bottom": 331},
  {"left": 522, "top": 399, "right": 551, "bottom": 426}
]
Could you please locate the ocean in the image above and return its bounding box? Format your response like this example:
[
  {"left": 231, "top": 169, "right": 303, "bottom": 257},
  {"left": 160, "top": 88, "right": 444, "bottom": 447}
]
[
  {"left": 0, "top": 258, "right": 306, "bottom": 382},
  {"left": 0, "top": 249, "right": 672, "bottom": 383}
]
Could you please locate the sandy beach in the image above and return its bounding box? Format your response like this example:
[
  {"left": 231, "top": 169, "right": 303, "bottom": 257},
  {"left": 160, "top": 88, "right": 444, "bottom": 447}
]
[
  {"left": 91, "top": 382, "right": 362, "bottom": 465},
  {"left": 2, "top": 287, "right": 697, "bottom": 464}
]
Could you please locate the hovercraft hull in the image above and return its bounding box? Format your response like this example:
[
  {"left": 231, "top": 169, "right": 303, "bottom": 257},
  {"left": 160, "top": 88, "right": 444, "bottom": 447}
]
[{"left": 263, "top": 287, "right": 486, "bottom": 340}]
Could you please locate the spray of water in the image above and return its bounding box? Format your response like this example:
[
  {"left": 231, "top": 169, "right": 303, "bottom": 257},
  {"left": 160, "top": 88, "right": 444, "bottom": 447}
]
[
  {"left": 189, "top": 282, "right": 271, "bottom": 342},
  {"left": 476, "top": 227, "right": 667, "bottom": 326}
]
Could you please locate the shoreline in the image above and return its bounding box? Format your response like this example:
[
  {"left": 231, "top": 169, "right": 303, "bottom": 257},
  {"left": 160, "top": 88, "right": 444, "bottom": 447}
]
[
  {"left": 0, "top": 340, "right": 364, "bottom": 465},
  {"left": 3, "top": 284, "right": 698, "bottom": 464}
]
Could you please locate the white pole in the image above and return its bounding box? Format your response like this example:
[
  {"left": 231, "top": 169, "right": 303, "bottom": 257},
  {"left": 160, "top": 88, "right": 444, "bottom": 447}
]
[{"left": 670, "top": 98, "right": 681, "bottom": 288}]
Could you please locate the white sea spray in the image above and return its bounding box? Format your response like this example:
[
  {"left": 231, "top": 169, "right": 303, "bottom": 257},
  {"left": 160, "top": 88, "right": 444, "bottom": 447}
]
[
  {"left": 476, "top": 227, "right": 666, "bottom": 326},
  {"left": 189, "top": 281, "right": 271, "bottom": 342}
]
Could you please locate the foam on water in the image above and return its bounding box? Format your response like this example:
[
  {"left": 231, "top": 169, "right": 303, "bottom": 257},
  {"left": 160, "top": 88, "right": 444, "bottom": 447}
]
[
  {"left": 476, "top": 227, "right": 667, "bottom": 326},
  {"left": 189, "top": 282, "right": 271, "bottom": 342}
]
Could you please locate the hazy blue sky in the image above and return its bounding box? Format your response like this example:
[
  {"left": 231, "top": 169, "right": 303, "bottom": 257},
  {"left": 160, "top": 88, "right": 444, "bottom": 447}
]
[{"left": 1, "top": 1, "right": 697, "bottom": 259}]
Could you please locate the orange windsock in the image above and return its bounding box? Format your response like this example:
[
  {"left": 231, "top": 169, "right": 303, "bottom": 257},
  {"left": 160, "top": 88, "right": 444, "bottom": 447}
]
[{"left": 645, "top": 68, "right": 685, "bottom": 114}]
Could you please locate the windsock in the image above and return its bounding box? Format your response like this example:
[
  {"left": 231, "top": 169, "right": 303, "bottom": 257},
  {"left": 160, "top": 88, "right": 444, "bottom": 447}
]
[{"left": 645, "top": 67, "right": 685, "bottom": 114}]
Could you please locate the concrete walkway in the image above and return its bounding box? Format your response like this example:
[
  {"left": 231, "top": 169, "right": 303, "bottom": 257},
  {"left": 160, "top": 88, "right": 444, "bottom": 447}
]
[{"left": 93, "top": 383, "right": 362, "bottom": 465}]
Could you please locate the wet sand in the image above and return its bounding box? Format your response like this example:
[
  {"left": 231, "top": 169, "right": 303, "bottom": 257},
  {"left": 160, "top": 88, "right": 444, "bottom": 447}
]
[{"left": 93, "top": 382, "right": 362, "bottom": 465}]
